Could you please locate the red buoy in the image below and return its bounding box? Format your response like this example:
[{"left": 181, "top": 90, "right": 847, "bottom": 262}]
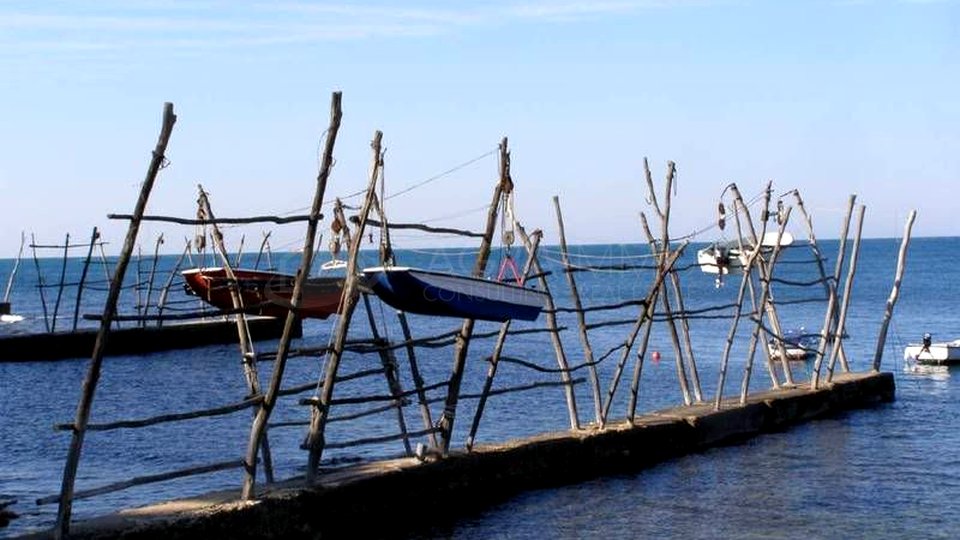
[{"left": 652, "top": 351, "right": 661, "bottom": 362}]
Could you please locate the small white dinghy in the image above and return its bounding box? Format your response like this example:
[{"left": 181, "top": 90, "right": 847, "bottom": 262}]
[
  {"left": 698, "top": 232, "right": 794, "bottom": 286},
  {"left": 903, "top": 334, "right": 960, "bottom": 366}
]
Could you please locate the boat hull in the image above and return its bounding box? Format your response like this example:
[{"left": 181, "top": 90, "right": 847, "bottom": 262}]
[
  {"left": 182, "top": 268, "right": 346, "bottom": 320},
  {"left": 363, "top": 267, "right": 547, "bottom": 322},
  {"left": 903, "top": 342, "right": 960, "bottom": 365}
]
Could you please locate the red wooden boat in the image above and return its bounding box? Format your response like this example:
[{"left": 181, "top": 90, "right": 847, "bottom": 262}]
[{"left": 182, "top": 267, "right": 346, "bottom": 319}]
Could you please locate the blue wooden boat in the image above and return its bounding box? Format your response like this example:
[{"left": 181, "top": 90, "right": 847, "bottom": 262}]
[{"left": 362, "top": 266, "right": 548, "bottom": 322}]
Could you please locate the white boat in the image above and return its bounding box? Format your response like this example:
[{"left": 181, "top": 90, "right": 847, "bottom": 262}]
[
  {"left": 697, "top": 231, "right": 794, "bottom": 276},
  {"left": 903, "top": 334, "right": 960, "bottom": 366},
  {"left": 767, "top": 328, "right": 817, "bottom": 361}
]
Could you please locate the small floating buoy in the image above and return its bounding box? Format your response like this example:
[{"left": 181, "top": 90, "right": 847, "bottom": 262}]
[{"left": 652, "top": 351, "right": 661, "bottom": 362}]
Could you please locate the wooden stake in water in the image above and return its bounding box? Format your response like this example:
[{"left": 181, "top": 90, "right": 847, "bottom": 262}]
[
  {"left": 3, "top": 231, "right": 25, "bottom": 307},
  {"left": 872, "top": 210, "right": 917, "bottom": 372},
  {"left": 55, "top": 103, "right": 176, "bottom": 540}
]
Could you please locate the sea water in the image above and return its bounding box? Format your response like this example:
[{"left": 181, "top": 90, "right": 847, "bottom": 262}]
[{"left": 1, "top": 238, "right": 958, "bottom": 538}]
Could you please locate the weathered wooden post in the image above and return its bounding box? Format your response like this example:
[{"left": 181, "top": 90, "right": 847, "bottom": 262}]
[
  {"left": 643, "top": 159, "right": 702, "bottom": 401},
  {"left": 872, "top": 210, "right": 917, "bottom": 372},
  {"left": 50, "top": 234, "right": 71, "bottom": 333},
  {"left": 54, "top": 103, "right": 176, "bottom": 539},
  {"left": 243, "top": 92, "right": 342, "bottom": 498},
  {"left": 810, "top": 195, "right": 856, "bottom": 389},
  {"left": 466, "top": 231, "right": 542, "bottom": 450},
  {"left": 2, "top": 231, "right": 25, "bottom": 313},
  {"left": 141, "top": 233, "right": 164, "bottom": 323},
  {"left": 515, "top": 224, "right": 580, "bottom": 430},
  {"left": 30, "top": 233, "right": 51, "bottom": 332},
  {"left": 436, "top": 137, "right": 512, "bottom": 455},
  {"left": 826, "top": 205, "right": 865, "bottom": 381},
  {"left": 792, "top": 190, "right": 849, "bottom": 368},
  {"left": 553, "top": 196, "right": 603, "bottom": 423},
  {"left": 305, "top": 128, "right": 382, "bottom": 482},
  {"left": 71, "top": 228, "right": 100, "bottom": 332},
  {"left": 638, "top": 212, "right": 692, "bottom": 406},
  {"left": 155, "top": 239, "right": 192, "bottom": 326},
  {"left": 254, "top": 231, "right": 271, "bottom": 270}
]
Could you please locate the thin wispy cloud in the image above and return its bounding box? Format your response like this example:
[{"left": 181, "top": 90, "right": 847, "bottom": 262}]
[{"left": 0, "top": 1, "right": 717, "bottom": 55}]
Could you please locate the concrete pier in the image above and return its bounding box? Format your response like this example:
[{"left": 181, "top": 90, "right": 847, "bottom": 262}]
[
  {"left": 34, "top": 371, "right": 893, "bottom": 539},
  {"left": 0, "top": 317, "right": 300, "bottom": 362}
]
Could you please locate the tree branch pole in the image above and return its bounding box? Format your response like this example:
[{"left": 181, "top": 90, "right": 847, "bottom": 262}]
[
  {"left": 516, "top": 224, "right": 580, "bottom": 430},
  {"left": 55, "top": 103, "right": 176, "bottom": 540},
  {"left": 240, "top": 93, "right": 342, "bottom": 498},
  {"left": 791, "top": 190, "right": 849, "bottom": 367},
  {"left": 626, "top": 287, "right": 658, "bottom": 422},
  {"left": 466, "top": 232, "right": 541, "bottom": 450},
  {"left": 50, "top": 233, "right": 71, "bottom": 333},
  {"left": 827, "top": 204, "right": 865, "bottom": 381},
  {"left": 72, "top": 228, "right": 100, "bottom": 332},
  {"left": 141, "top": 233, "right": 165, "bottom": 324},
  {"left": 828, "top": 195, "right": 856, "bottom": 373},
  {"left": 197, "top": 187, "right": 274, "bottom": 484},
  {"left": 603, "top": 236, "right": 688, "bottom": 423},
  {"left": 872, "top": 210, "right": 917, "bottom": 372},
  {"left": 156, "top": 239, "right": 193, "bottom": 326},
  {"left": 254, "top": 231, "right": 271, "bottom": 270},
  {"left": 553, "top": 195, "right": 603, "bottom": 423},
  {"left": 396, "top": 311, "right": 438, "bottom": 448},
  {"left": 3, "top": 231, "right": 26, "bottom": 304},
  {"left": 639, "top": 212, "right": 693, "bottom": 406},
  {"left": 362, "top": 293, "right": 413, "bottom": 455},
  {"left": 642, "top": 160, "right": 701, "bottom": 401},
  {"left": 810, "top": 195, "right": 856, "bottom": 389},
  {"left": 436, "top": 137, "right": 512, "bottom": 455},
  {"left": 30, "top": 233, "right": 51, "bottom": 332},
  {"left": 728, "top": 183, "right": 787, "bottom": 388},
  {"left": 305, "top": 128, "right": 382, "bottom": 481},
  {"left": 738, "top": 206, "right": 792, "bottom": 404}
]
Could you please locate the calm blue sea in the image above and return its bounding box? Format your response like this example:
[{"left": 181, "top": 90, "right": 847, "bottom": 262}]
[{"left": 1, "top": 237, "right": 957, "bottom": 539}]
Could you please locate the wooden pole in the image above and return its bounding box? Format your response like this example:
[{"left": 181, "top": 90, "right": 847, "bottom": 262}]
[
  {"left": 234, "top": 233, "right": 245, "bottom": 268},
  {"left": 516, "top": 225, "right": 580, "bottom": 430},
  {"left": 96, "top": 241, "right": 120, "bottom": 329},
  {"left": 638, "top": 213, "right": 692, "bottom": 406},
  {"left": 141, "top": 234, "right": 164, "bottom": 324},
  {"left": 827, "top": 194, "right": 857, "bottom": 373},
  {"left": 3, "top": 231, "right": 25, "bottom": 304},
  {"left": 727, "top": 184, "right": 787, "bottom": 388},
  {"left": 552, "top": 195, "right": 603, "bottom": 424},
  {"left": 810, "top": 195, "right": 856, "bottom": 389},
  {"left": 72, "top": 228, "right": 100, "bottom": 332},
  {"left": 792, "top": 190, "right": 849, "bottom": 368},
  {"left": 254, "top": 232, "right": 271, "bottom": 270},
  {"left": 362, "top": 293, "right": 413, "bottom": 455},
  {"left": 155, "top": 239, "right": 192, "bottom": 327},
  {"left": 627, "top": 288, "right": 658, "bottom": 422},
  {"left": 872, "top": 210, "right": 917, "bottom": 372},
  {"left": 827, "top": 205, "right": 864, "bottom": 381},
  {"left": 466, "top": 233, "right": 541, "bottom": 450},
  {"left": 436, "top": 137, "right": 512, "bottom": 454},
  {"left": 30, "top": 233, "right": 51, "bottom": 332},
  {"left": 243, "top": 93, "right": 342, "bottom": 498},
  {"left": 50, "top": 233, "right": 71, "bottom": 333},
  {"left": 55, "top": 103, "right": 176, "bottom": 539},
  {"left": 396, "top": 310, "right": 438, "bottom": 448},
  {"left": 642, "top": 159, "right": 703, "bottom": 401},
  {"left": 605, "top": 238, "right": 688, "bottom": 422},
  {"left": 197, "top": 187, "right": 274, "bottom": 484},
  {"left": 305, "top": 128, "right": 381, "bottom": 481},
  {"left": 739, "top": 206, "right": 793, "bottom": 403}
]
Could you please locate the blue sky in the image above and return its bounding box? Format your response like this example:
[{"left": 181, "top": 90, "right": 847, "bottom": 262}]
[{"left": 0, "top": 0, "right": 957, "bottom": 255}]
